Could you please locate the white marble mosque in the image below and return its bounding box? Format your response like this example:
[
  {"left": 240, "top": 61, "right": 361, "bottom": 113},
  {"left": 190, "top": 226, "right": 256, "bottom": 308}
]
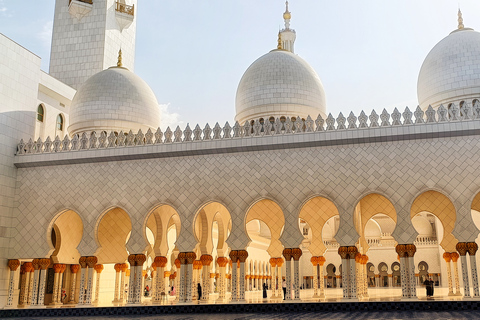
[{"left": 2, "top": 0, "right": 480, "bottom": 309}]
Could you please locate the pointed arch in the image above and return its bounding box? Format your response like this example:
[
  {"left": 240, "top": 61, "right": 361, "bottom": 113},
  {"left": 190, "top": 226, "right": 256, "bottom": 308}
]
[{"left": 47, "top": 209, "right": 83, "bottom": 264}]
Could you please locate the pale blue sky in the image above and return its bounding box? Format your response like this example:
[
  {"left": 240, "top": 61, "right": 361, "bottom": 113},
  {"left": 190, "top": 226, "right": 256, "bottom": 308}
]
[{"left": 1, "top": 0, "right": 480, "bottom": 128}]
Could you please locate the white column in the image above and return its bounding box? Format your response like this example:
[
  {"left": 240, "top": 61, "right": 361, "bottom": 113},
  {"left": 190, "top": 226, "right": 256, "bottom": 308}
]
[
  {"left": 312, "top": 261, "right": 318, "bottom": 298},
  {"left": 218, "top": 260, "right": 227, "bottom": 301},
  {"left": 319, "top": 263, "right": 325, "bottom": 298},
  {"left": 85, "top": 267, "right": 95, "bottom": 304},
  {"left": 51, "top": 271, "right": 59, "bottom": 305},
  {"left": 69, "top": 268, "right": 78, "bottom": 304},
  {"left": 285, "top": 258, "right": 292, "bottom": 300},
  {"left": 119, "top": 268, "right": 127, "bottom": 303},
  {"left": 113, "top": 264, "right": 121, "bottom": 303},
  {"left": 239, "top": 261, "right": 246, "bottom": 301},
  {"left": 460, "top": 254, "right": 471, "bottom": 297},
  {"left": 202, "top": 262, "right": 211, "bottom": 302},
  {"left": 78, "top": 266, "right": 87, "bottom": 304},
  {"left": 26, "top": 269, "right": 34, "bottom": 305},
  {"left": 127, "top": 266, "right": 136, "bottom": 304},
  {"left": 134, "top": 265, "right": 143, "bottom": 304},
  {"left": 349, "top": 257, "right": 356, "bottom": 298},
  {"left": 445, "top": 258, "right": 454, "bottom": 296},
  {"left": 470, "top": 253, "right": 479, "bottom": 297},
  {"left": 29, "top": 267, "right": 40, "bottom": 307},
  {"left": 186, "top": 263, "right": 193, "bottom": 302},
  {"left": 408, "top": 256, "right": 417, "bottom": 298},
  {"left": 399, "top": 257, "right": 408, "bottom": 298},
  {"left": 231, "top": 261, "right": 238, "bottom": 301},
  {"left": 452, "top": 258, "right": 461, "bottom": 295},
  {"left": 340, "top": 258, "right": 348, "bottom": 298},
  {"left": 37, "top": 266, "right": 48, "bottom": 306},
  {"left": 94, "top": 266, "right": 103, "bottom": 304},
  {"left": 6, "top": 260, "right": 20, "bottom": 308},
  {"left": 293, "top": 258, "right": 300, "bottom": 300}
]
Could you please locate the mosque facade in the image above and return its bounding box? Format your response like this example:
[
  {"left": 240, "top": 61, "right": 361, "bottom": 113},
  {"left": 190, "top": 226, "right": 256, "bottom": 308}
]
[{"left": 1, "top": 0, "right": 480, "bottom": 309}]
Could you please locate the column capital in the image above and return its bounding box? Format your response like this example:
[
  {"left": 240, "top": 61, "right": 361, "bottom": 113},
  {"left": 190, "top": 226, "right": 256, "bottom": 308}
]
[
  {"left": 154, "top": 256, "right": 168, "bottom": 267},
  {"left": 7, "top": 259, "right": 20, "bottom": 271},
  {"left": 79, "top": 256, "right": 88, "bottom": 268},
  {"left": 355, "top": 252, "right": 362, "bottom": 263},
  {"left": 200, "top": 254, "right": 213, "bottom": 266},
  {"left": 217, "top": 257, "right": 228, "bottom": 267},
  {"left": 456, "top": 242, "right": 468, "bottom": 256},
  {"left": 275, "top": 257, "right": 284, "bottom": 267},
  {"left": 361, "top": 254, "right": 368, "bottom": 265},
  {"left": 318, "top": 256, "right": 326, "bottom": 266},
  {"left": 443, "top": 252, "right": 452, "bottom": 262},
  {"left": 121, "top": 263, "right": 129, "bottom": 272},
  {"left": 185, "top": 252, "right": 196, "bottom": 264},
  {"left": 135, "top": 254, "right": 146, "bottom": 266},
  {"left": 395, "top": 244, "right": 407, "bottom": 257},
  {"left": 282, "top": 248, "right": 293, "bottom": 261},
  {"left": 310, "top": 256, "right": 318, "bottom": 266},
  {"left": 39, "top": 258, "right": 51, "bottom": 270},
  {"left": 237, "top": 250, "right": 249, "bottom": 263},
  {"left": 269, "top": 258, "right": 277, "bottom": 267},
  {"left": 193, "top": 260, "right": 203, "bottom": 270},
  {"left": 451, "top": 252, "right": 459, "bottom": 262},
  {"left": 174, "top": 258, "right": 181, "bottom": 268},
  {"left": 71, "top": 264, "right": 80, "bottom": 274},
  {"left": 94, "top": 264, "right": 104, "bottom": 274},
  {"left": 291, "top": 248, "right": 302, "bottom": 260},
  {"left": 32, "top": 259, "right": 40, "bottom": 270},
  {"left": 53, "top": 263, "right": 63, "bottom": 273},
  {"left": 86, "top": 256, "right": 98, "bottom": 268},
  {"left": 164, "top": 271, "right": 171, "bottom": 278},
  {"left": 467, "top": 242, "right": 479, "bottom": 256},
  {"left": 338, "top": 246, "right": 349, "bottom": 259},
  {"left": 347, "top": 246, "right": 358, "bottom": 258},
  {"left": 24, "top": 262, "right": 33, "bottom": 273},
  {"left": 229, "top": 250, "right": 238, "bottom": 262},
  {"left": 114, "top": 263, "right": 122, "bottom": 272},
  {"left": 405, "top": 244, "right": 416, "bottom": 257},
  {"left": 60, "top": 264, "right": 67, "bottom": 273},
  {"left": 128, "top": 254, "right": 136, "bottom": 267}
]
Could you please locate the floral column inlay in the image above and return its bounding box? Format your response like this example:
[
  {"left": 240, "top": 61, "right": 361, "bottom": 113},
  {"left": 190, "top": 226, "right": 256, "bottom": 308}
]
[
  {"left": 153, "top": 256, "right": 167, "bottom": 304},
  {"left": 25, "top": 262, "right": 34, "bottom": 305},
  {"left": 457, "top": 242, "right": 471, "bottom": 297},
  {"left": 451, "top": 252, "right": 461, "bottom": 296},
  {"left": 311, "top": 257, "right": 319, "bottom": 298},
  {"left": 127, "top": 254, "right": 136, "bottom": 304},
  {"left": 119, "top": 263, "right": 128, "bottom": 303},
  {"left": 396, "top": 245, "right": 408, "bottom": 298},
  {"left": 69, "top": 264, "right": 80, "bottom": 304},
  {"left": 347, "top": 246, "right": 358, "bottom": 298},
  {"left": 134, "top": 254, "right": 146, "bottom": 304},
  {"left": 283, "top": 249, "right": 292, "bottom": 300},
  {"left": 37, "top": 259, "right": 50, "bottom": 306},
  {"left": 85, "top": 256, "right": 98, "bottom": 305},
  {"left": 201, "top": 255, "right": 213, "bottom": 302},
  {"left": 443, "top": 253, "right": 454, "bottom": 296},
  {"left": 229, "top": 251, "right": 238, "bottom": 301},
  {"left": 50, "top": 264, "right": 63, "bottom": 306},
  {"left": 185, "top": 252, "right": 196, "bottom": 303},
  {"left": 338, "top": 247, "right": 349, "bottom": 298},
  {"left": 113, "top": 263, "right": 122, "bottom": 303},
  {"left": 93, "top": 264, "right": 104, "bottom": 304},
  {"left": 78, "top": 257, "right": 88, "bottom": 304},
  {"left": 276, "top": 257, "right": 283, "bottom": 300},
  {"left": 6, "top": 259, "right": 20, "bottom": 308},
  {"left": 467, "top": 242, "right": 479, "bottom": 297},
  {"left": 292, "top": 248, "right": 302, "bottom": 300},
  {"left": 174, "top": 258, "right": 181, "bottom": 301},
  {"left": 29, "top": 259, "right": 40, "bottom": 307},
  {"left": 362, "top": 255, "right": 369, "bottom": 298},
  {"left": 238, "top": 250, "right": 248, "bottom": 301},
  {"left": 406, "top": 244, "right": 417, "bottom": 298},
  {"left": 217, "top": 257, "right": 228, "bottom": 301}
]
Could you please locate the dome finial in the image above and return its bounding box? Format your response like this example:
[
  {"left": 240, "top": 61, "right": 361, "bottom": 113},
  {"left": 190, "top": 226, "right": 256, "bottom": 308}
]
[
  {"left": 117, "top": 49, "right": 123, "bottom": 67},
  {"left": 283, "top": 1, "right": 291, "bottom": 29},
  {"left": 458, "top": 8, "right": 464, "bottom": 30},
  {"left": 277, "top": 31, "right": 283, "bottom": 50}
]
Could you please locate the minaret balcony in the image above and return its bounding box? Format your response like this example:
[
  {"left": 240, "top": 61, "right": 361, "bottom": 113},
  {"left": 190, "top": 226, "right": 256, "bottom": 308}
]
[
  {"left": 115, "top": 1, "right": 134, "bottom": 31},
  {"left": 68, "top": 0, "right": 93, "bottom": 21}
]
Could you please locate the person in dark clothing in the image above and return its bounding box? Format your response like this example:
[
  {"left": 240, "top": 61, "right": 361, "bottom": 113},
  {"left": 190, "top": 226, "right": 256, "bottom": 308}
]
[
  {"left": 263, "top": 282, "right": 267, "bottom": 299},
  {"left": 282, "top": 279, "right": 286, "bottom": 300},
  {"left": 424, "top": 278, "right": 434, "bottom": 297},
  {"left": 197, "top": 283, "right": 202, "bottom": 301}
]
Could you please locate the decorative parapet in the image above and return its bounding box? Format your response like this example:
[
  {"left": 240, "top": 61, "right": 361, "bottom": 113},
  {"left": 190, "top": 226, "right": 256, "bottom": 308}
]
[
  {"left": 16, "top": 103, "right": 480, "bottom": 157},
  {"left": 115, "top": 1, "right": 134, "bottom": 16}
]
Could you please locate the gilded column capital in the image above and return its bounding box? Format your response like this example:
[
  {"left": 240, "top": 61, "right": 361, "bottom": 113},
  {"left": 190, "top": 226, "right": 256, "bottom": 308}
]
[
  {"left": 121, "top": 263, "right": 128, "bottom": 272},
  {"left": 178, "top": 252, "right": 187, "bottom": 264},
  {"left": 217, "top": 257, "right": 228, "bottom": 267},
  {"left": 24, "top": 262, "right": 33, "bottom": 273},
  {"left": 164, "top": 271, "right": 171, "bottom": 278},
  {"left": 174, "top": 258, "right": 181, "bottom": 268},
  {"left": 405, "top": 244, "right": 416, "bottom": 257},
  {"left": 39, "top": 258, "right": 51, "bottom": 270},
  {"left": 128, "top": 254, "right": 136, "bottom": 267},
  {"left": 94, "top": 264, "right": 104, "bottom": 273},
  {"left": 114, "top": 263, "right": 122, "bottom": 273},
  {"left": 361, "top": 254, "right": 368, "bottom": 265},
  {"left": 237, "top": 250, "right": 249, "bottom": 263},
  {"left": 338, "top": 246, "right": 349, "bottom": 259},
  {"left": 134, "top": 254, "right": 146, "bottom": 266},
  {"left": 451, "top": 252, "right": 459, "bottom": 262},
  {"left": 310, "top": 256, "right": 318, "bottom": 266},
  {"left": 32, "top": 259, "right": 40, "bottom": 270},
  {"left": 7, "top": 259, "right": 20, "bottom": 271},
  {"left": 229, "top": 250, "right": 238, "bottom": 262},
  {"left": 275, "top": 257, "right": 284, "bottom": 267},
  {"left": 291, "top": 248, "right": 302, "bottom": 261},
  {"left": 86, "top": 256, "right": 98, "bottom": 268},
  {"left": 355, "top": 252, "right": 362, "bottom": 263},
  {"left": 200, "top": 254, "right": 213, "bottom": 266},
  {"left": 71, "top": 264, "right": 80, "bottom": 274},
  {"left": 347, "top": 246, "right": 358, "bottom": 258},
  {"left": 443, "top": 252, "right": 452, "bottom": 262},
  {"left": 395, "top": 244, "right": 406, "bottom": 257},
  {"left": 456, "top": 242, "right": 468, "bottom": 256},
  {"left": 154, "top": 256, "right": 168, "bottom": 267},
  {"left": 269, "top": 258, "right": 277, "bottom": 267},
  {"left": 61, "top": 264, "right": 67, "bottom": 273},
  {"left": 53, "top": 263, "right": 63, "bottom": 273},
  {"left": 283, "top": 248, "right": 293, "bottom": 261},
  {"left": 79, "top": 256, "right": 88, "bottom": 268},
  {"left": 126, "top": 269, "right": 130, "bottom": 277},
  {"left": 318, "top": 256, "right": 326, "bottom": 266},
  {"left": 193, "top": 260, "right": 203, "bottom": 270},
  {"left": 467, "top": 242, "right": 479, "bottom": 256},
  {"left": 185, "top": 252, "right": 196, "bottom": 264}
]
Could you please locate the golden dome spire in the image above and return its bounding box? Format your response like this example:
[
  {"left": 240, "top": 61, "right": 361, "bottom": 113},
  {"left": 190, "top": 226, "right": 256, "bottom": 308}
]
[
  {"left": 277, "top": 31, "right": 283, "bottom": 50},
  {"left": 458, "top": 8, "right": 464, "bottom": 30},
  {"left": 117, "top": 49, "right": 123, "bottom": 67},
  {"left": 283, "top": 1, "right": 291, "bottom": 20}
]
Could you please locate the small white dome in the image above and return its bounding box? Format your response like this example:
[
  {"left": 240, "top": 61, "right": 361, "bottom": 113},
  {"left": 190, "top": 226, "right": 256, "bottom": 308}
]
[
  {"left": 68, "top": 67, "right": 161, "bottom": 136},
  {"left": 235, "top": 50, "right": 326, "bottom": 124},
  {"left": 418, "top": 28, "right": 480, "bottom": 110}
]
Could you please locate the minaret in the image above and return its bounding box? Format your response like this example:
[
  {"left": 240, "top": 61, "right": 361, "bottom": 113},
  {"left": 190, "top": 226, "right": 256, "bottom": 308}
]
[
  {"left": 280, "top": 1, "right": 296, "bottom": 53},
  {"left": 458, "top": 9, "right": 464, "bottom": 30},
  {"left": 49, "top": 0, "right": 137, "bottom": 90}
]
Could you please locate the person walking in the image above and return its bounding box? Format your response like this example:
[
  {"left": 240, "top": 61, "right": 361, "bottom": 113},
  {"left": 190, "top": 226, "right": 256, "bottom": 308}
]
[
  {"left": 197, "top": 283, "right": 202, "bottom": 301},
  {"left": 282, "top": 279, "right": 286, "bottom": 300},
  {"left": 263, "top": 282, "right": 267, "bottom": 299}
]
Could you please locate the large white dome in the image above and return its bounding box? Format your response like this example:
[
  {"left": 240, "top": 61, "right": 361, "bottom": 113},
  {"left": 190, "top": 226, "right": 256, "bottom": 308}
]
[
  {"left": 418, "top": 28, "right": 480, "bottom": 110},
  {"left": 235, "top": 49, "right": 326, "bottom": 125},
  {"left": 68, "top": 67, "right": 161, "bottom": 136}
]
